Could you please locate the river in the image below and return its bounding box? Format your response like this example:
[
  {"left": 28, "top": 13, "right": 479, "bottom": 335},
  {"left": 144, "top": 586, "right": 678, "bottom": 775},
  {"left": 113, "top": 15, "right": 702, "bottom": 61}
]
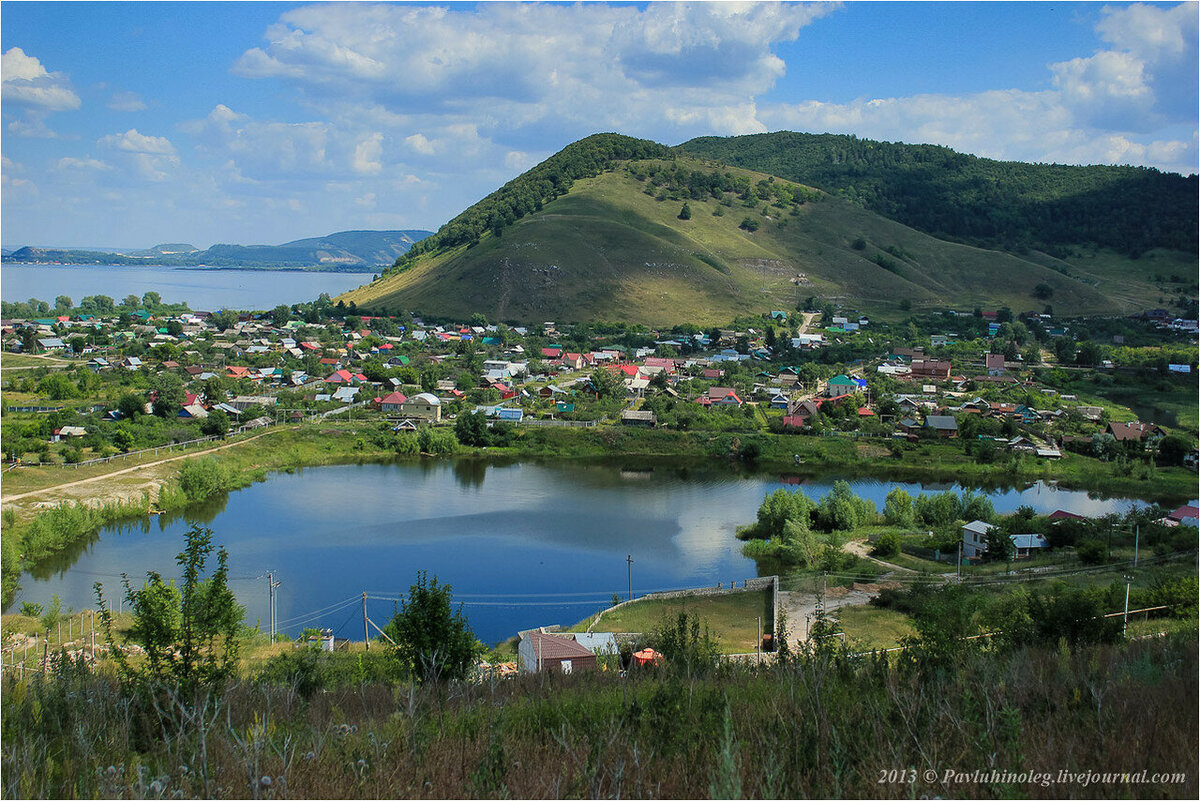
[
  {"left": 0, "top": 263, "right": 370, "bottom": 310},
  {"left": 10, "top": 460, "right": 1150, "bottom": 646}
]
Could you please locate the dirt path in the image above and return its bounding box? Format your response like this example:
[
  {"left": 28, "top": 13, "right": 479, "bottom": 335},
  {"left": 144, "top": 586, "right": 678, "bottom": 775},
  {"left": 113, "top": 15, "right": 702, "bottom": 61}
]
[
  {"left": 777, "top": 587, "right": 878, "bottom": 649},
  {"left": 0, "top": 428, "right": 287, "bottom": 506},
  {"left": 842, "top": 539, "right": 917, "bottom": 573}
]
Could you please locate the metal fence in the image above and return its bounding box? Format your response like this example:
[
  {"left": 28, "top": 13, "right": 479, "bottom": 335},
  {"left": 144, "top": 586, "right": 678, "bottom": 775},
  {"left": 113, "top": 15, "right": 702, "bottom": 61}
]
[{"left": 519, "top": 418, "right": 598, "bottom": 428}]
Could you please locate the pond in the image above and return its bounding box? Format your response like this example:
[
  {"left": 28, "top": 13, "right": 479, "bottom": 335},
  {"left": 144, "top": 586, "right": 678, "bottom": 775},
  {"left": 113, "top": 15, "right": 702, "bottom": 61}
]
[{"left": 11, "top": 459, "right": 1150, "bottom": 645}]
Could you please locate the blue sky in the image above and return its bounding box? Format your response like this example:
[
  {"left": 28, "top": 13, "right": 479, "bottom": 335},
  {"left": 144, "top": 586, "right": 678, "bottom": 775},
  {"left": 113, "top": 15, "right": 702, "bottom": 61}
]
[{"left": 3, "top": 1, "right": 1197, "bottom": 249}]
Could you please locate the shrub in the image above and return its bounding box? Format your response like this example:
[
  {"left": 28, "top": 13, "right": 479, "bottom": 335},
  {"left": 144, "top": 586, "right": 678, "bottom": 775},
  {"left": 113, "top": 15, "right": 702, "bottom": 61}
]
[
  {"left": 178, "top": 457, "right": 234, "bottom": 501},
  {"left": 872, "top": 532, "right": 901, "bottom": 558}
]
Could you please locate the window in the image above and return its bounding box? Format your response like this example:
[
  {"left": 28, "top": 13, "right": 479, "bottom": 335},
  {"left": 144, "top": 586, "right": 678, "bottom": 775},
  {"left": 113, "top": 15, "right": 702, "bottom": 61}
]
[{"left": 561, "top": 659, "right": 572, "bottom": 674}]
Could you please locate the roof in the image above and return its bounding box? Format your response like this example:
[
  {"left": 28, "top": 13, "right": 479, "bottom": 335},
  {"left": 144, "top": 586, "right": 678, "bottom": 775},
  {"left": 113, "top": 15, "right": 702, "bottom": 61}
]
[
  {"left": 380, "top": 391, "right": 407, "bottom": 405},
  {"left": 410, "top": 392, "right": 441, "bottom": 405},
  {"left": 525, "top": 631, "right": 595, "bottom": 661},
  {"left": 1048, "top": 510, "right": 1085, "bottom": 521},
  {"left": 1010, "top": 533, "right": 1049, "bottom": 549},
  {"left": 924, "top": 415, "right": 958, "bottom": 430},
  {"left": 962, "top": 520, "right": 996, "bottom": 535}
]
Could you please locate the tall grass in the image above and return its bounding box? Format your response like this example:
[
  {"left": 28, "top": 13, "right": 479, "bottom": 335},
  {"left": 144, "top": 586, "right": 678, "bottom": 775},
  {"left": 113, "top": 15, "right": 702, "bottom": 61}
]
[{"left": 3, "top": 632, "right": 1195, "bottom": 798}]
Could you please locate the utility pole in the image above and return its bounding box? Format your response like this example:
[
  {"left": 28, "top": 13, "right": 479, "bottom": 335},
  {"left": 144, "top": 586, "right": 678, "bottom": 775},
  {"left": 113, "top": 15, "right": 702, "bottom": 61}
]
[
  {"left": 1122, "top": 575, "right": 1133, "bottom": 638},
  {"left": 626, "top": 554, "right": 634, "bottom": 602},
  {"left": 362, "top": 592, "right": 370, "bottom": 651},
  {"left": 267, "top": 572, "right": 280, "bottom": 640},
  {"left": 757, "top": 617, "right": 762, "bottom": 665},
  {"left": 957, "top": 542, "right": 962, "bottom": 583},
  {"left": 90, "top": 610, "right": 95, "bottom": 661},
  {"left": 1133, "top": 524, "right": 1140, "bottom": 567}
]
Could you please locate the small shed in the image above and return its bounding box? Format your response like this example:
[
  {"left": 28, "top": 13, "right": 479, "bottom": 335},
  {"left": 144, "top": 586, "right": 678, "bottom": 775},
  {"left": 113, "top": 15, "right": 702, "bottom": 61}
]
[{"left": 518, "top": 631, "right": 597, "bottom": 674}]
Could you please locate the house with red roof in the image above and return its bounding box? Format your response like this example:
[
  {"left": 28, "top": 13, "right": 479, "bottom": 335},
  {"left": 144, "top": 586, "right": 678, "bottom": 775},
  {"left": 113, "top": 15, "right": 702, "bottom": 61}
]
[
  {"left": 541, "top": 347, "right": 563, "bottom": 359},
  {"left": 380, "top": 391, "right": 408, "bottom": 413},
  {"left": 1160, "top": 504, "right": 1199, "bottom": 527},
  {"left": 696, "top": 386, "right": 743, "bottom": 406},
  {"left": 226, "top": 365, "right": 249, "bottom": 379}
]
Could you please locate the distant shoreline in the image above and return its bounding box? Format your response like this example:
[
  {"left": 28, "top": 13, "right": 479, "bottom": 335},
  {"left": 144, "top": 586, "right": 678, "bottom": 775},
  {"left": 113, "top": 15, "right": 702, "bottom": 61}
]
[{"left": 0, "top": 261, "right": 380, "bottom": 274}]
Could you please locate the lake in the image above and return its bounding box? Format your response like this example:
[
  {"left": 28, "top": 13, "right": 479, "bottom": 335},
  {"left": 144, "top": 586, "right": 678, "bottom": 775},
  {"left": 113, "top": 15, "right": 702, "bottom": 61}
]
[
  {"left": 0, "top": 263, "right": 371, "bottom": 310},
  {"left": 10, "top": 460, "right": 1151, "bottom": 645}
]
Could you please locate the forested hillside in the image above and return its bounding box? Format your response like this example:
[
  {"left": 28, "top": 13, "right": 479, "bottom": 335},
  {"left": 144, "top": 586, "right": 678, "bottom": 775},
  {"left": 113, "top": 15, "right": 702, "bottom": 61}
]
[{"left": 679, "top": 132, "right": 1198, "bottom": 257}]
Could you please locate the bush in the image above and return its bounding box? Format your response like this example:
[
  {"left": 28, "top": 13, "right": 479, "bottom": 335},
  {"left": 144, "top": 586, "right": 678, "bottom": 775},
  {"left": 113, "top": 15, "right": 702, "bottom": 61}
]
[
  {"left": 872, "top": 532, "right": 901, "bottom": 558},
  {"left": 178, "top": 457, "right": 234, "bottom": 501},
  {"left": 1076, "top": 538, "right": 1109, "bottom": 564}
]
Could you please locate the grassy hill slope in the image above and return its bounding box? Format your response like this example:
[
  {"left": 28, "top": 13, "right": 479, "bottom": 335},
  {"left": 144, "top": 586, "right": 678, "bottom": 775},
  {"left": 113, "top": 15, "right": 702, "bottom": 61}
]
[{"left": 343, "top": 155, "right": 1121, "bottom": 325}]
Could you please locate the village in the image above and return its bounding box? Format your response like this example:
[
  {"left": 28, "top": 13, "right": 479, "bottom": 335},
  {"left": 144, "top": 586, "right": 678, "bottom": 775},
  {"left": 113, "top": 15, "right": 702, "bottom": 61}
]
[{"left": 2, "top": 296, "right": 1196, "bottom": 473}]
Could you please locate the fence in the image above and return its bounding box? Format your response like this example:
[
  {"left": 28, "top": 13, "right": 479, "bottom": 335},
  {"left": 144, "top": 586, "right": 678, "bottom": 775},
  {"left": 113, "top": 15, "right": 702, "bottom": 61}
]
[
  {"left": 519, "top": 418, "right": 599, "bottom": 428},
  {"left": 56, "top": 417, "right": 281, "bottom": 468}
]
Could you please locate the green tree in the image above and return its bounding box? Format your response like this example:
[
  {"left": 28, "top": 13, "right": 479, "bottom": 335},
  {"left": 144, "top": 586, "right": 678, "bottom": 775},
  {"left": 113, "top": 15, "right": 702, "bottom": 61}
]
[
  {"left": 678, "top": 202, "right": 692, "bottom": 220},
  {"left": 872, "top": 532, "right": 901, "bottom": 558},
  {"left": 271, "top": 304, "right": 291, "bottom": 327},
  {"left": 200, "top": 408, "right": 231, "bottom": 438},
  {"left": 882, "top": 487, "right": 915, "bottom": 527},
  {"left": 384, "top": 571, "right": 478, "bottom": 682},
  {"left": 141, "top": 291, "right": 162, "bottom": 308},
  {"left": 97, "top": 524, "right": 243, "bottom": 698},
  {"left": 589, "top": 367, "right": 622, "bottom": 399},
  {"left": 117, "top": 392, "right": 146, "bottom": 420},
  {"left": 54, "top": 295, "right": 73, "bottom": 311},
  {"left": 150, "top": 372, "right": 186, "bottom": 417}
]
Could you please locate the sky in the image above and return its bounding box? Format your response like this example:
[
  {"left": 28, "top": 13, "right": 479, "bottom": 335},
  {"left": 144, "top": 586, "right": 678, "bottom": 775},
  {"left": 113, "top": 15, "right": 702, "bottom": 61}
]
[{"left": 2, "top": 1, "right": 1197, "bottom": 250}]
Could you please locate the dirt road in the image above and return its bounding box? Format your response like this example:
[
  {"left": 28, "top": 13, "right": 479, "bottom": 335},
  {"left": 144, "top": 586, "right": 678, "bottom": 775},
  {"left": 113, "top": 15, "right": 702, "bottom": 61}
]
[
  {"left": 0, "top": 428, "right": 286, "bottom": 508},
  {"left": 776, "top": 585, "right": 879, "bottom": 649}
]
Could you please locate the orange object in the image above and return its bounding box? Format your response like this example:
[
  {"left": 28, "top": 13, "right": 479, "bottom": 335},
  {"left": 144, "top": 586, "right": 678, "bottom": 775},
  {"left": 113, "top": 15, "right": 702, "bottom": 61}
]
[{"left": 632, "top": 648, "right": 663, "bottom": 666}]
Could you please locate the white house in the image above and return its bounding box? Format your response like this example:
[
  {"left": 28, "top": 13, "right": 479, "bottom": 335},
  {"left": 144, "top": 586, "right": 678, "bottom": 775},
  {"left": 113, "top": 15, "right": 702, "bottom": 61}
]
[{"left": 961, "top": 520, "right": 997, "bottom": 558}]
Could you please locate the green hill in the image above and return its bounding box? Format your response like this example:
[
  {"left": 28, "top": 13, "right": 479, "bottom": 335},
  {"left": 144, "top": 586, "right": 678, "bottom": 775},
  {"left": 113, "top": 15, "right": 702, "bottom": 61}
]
[
  {"left": 343, "top": 135, "right": 1149, "bottom": 325},
  {"left": 678, "top": 131, "right": 1198, "bottom": 257}
]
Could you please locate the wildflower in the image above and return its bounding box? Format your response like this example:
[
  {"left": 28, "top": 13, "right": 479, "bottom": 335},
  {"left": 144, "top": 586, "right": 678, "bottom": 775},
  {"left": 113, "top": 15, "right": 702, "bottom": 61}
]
[{"left": 259, "top": 775, "right": 273, "bottom": 788}]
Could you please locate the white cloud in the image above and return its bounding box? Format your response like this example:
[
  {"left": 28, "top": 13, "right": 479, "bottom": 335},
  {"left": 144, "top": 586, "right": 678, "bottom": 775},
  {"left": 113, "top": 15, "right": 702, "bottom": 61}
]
[
  {"left": 98, "top": 129, "right": 180, "bottom": 181},
  {"left": 405, "top": 133, "right": 436, "bottom": 155},
  {"left": 56, "top": 157, "right": 112, "bottom": 172},
  {"left": 761, "top": 3, "right": 1198, "bottom": 175},
  {"left": 1, "top": 48, "right": 80, "bottom": 111},
  {"left": 108, "top": 90, "right": 147, "bottom": 112},
  {"left": 231, "top": 2, "right": 834, "bottom": 141},
  {"left": 352, "top": 133, "right": 383, "bottom": 174}
]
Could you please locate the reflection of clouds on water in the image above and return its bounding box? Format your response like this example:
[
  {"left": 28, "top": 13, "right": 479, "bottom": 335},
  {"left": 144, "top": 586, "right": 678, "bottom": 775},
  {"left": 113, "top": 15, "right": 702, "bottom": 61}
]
[{"left": 10, "top": 464, "right": 1154, "bottom": 643}]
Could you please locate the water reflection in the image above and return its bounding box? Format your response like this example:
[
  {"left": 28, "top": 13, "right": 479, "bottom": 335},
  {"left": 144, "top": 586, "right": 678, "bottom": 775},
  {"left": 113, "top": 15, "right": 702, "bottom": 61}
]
[{"left": 10, "top": 458, "right": 1164, "bottom": 645}]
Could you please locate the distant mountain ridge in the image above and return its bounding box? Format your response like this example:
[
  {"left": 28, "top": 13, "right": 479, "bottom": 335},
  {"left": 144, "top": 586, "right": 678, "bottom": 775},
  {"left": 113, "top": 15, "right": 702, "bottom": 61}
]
[{"left": 2, "top": 229, "right": 433, "bottom": 270}]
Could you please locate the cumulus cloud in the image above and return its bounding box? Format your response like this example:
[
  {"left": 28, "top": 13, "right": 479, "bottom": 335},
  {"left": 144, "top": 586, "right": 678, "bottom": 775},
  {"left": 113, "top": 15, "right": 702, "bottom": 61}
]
[
  {"left": 352, "top": 133, "right": 384, "bottom": 174},
  {"left": 98, "top": 129, "right": 179, "bottom": 181},
  {"left": 1, "top": 48, "right": 81, "bottom": 111},
  {"left": 232, "top": 2, "right": 833, "bottom": 140},
  {"left": 761, "top": 3, "right": 1198, "bottom": 174}
]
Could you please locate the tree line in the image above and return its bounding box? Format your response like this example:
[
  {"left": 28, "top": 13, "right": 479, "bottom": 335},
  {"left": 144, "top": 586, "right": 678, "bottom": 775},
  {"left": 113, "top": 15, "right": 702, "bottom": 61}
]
[{"left": 680, "top": 131, "right": 1198, "bottom": 257}]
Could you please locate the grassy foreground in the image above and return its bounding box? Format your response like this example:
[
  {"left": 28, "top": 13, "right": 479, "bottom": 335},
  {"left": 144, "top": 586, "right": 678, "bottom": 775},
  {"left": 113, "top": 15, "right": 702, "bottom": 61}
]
[{"left": 2, "top": 631, "right": 1195, "bottom": 799}]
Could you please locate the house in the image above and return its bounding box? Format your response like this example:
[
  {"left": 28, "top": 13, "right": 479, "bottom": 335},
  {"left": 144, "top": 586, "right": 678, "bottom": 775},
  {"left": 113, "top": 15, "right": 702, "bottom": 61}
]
[
  {"left": 332, "top": 386, "right": 360, "bottom": 403},
  {"left": 1159, "top": 504, "right": 1199, "bottom": 527},
  {"left": 620, "top": 409, "right": 657, "bottom": 427},
  {"left": 825, "top": 374, "right": 858, "bottom": 397},
  {"left": 1009, "top": 533, "right": 1049, "bottom": 558},
  {"left": 399, "top": 392, "right": 442, "bottom": 422},
  {"left": 518, "top": 631, "right": 597, "bottom": 674},
  {"left": 698, "top": 386, "right": 743, "bottom": 406},
  {"left": 228, "top": 395, "right": 277, "bottom": 411},
  {"left": 910, "top": 359, "right": 951, "bottom": 380},
  {"left": 961, "top": 520, "right": 997, "bottom": 558},
  {"left": 380, "top": 391, "right": 408, "bottom": 413},
  {"left": 178, "top": 404, "right": 208, "bottom": 419},
  {"left": 1048, "top": 510, "right": 1085, "bottom": 522},
  {"left": 37, "top": 337, "right": 66, "bottom": 352},
  {"left": 1108, "top": 421, "right": 1163, "bottom": 443},
  {"left": 985, "top": 353, "right": 1006, "bottom": 376},
  {"left": 924, "top": 415, "right": 959, "bottom": 438},
  {"left": 51, "top": 426, "right": 87, "bottom": 442}
]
